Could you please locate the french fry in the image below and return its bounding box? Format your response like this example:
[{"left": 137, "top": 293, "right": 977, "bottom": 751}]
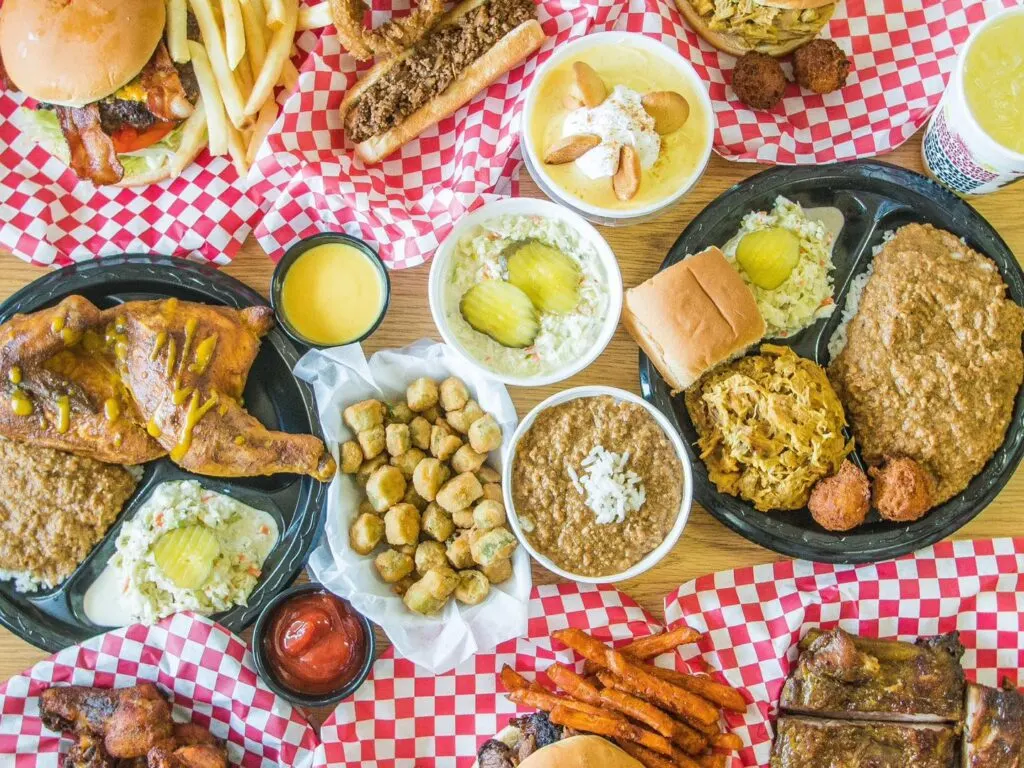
[
  {"left": 549, "top": 705, "right": 674, "bottom": 757},
  {"left": 245, "top": 0, "right": 297, "bottom": 115},
  {"left": 169, "top": 101, "right": 208, "bottom": 177},
  {"left": 599, "top": 688, "right": 678, "bottom": 739},
  {"left": 236, "top": 54, "right": 254, "bottom": 96},
  {"left": 614, "top": 739, "right": 687, "bottom": 768},
  {"left": 266, "top": 0, "right": 286, "bottom": 28},
  {"left": 607, "top": 650, "right": 720, "bottom": 726},
  {"left": 167, "top": 0, "right": 191, "bottom": 62},
  {"left": 621, "top": 627, "right": 702, "bottom": 660},
  {"left": 239, "top": 0, "right": 267, "bottom": 76},
  {"left": 552, "top": 628, "right": 615, "bottom": 668},
  {"left": 546, "top": 664, "right": 603, "bottom": 706},
  {"left": 500, "top": 665, "right": 532, "bottom": 693},
  {"left": 297, "top": 2, "right": 332, "bottom": 30},
  {"left": 225, "top": 120, "right": 249, "bottom": 177},
  {"left": 220, "top": 0, "right": 246, "bottom": 69},
  {"left": 278, "top": 58, "right": 299, "bottom": 90},
  {"left": 696, "top": 755, "right": 728, "bottom": 768},
  {"left": 596, "top": 670, "right": 720, "bottom": 738},
  {"left": 187, "top": 41, "right": 229, "bottom": 155},
  {"left": 710, "top": 732, "right": 743, "bottom": 751},
  {"left": 508, "top": 689, "right": 624, "bottom": 721},
  {"left": 670, "top": 720, "right": 709, "bottom": 755},
  {"left": 641, "top": 665, "right": 747, "bottom": 714},
  {"left": 189, "top": 0, "right": 251, "bottom": 129}
]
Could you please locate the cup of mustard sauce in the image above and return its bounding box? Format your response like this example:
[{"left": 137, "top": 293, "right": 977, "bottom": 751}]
[{"left": 271, "top": 233, "right": 390, "bottom": 348}]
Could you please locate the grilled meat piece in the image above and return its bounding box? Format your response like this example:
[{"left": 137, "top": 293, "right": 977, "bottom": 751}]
[
  {"left": 476, "top": 739, "right": 515, "bottom": 768},
  {"left": 98, "top": 99, "right": 160, "bottom": 134},
  {"left": 510, "top": 712, "right": 562, "bottom": 751},
  {"left": 963, "top": 682, "right": 1024, "bottom": 768},
  {"left": 343, "top": 0, "right": 536, "bottom": 143},
  {"left": 771, "top": 716, "right": 957, "bottom": 768},
  {"left": 781, "top": 629, "right": 965, "bottom": 722},
  {"left": 475, "top": 713, "right": 564, "bottom": 768},
  {"left": 41, "top": 686, "right": 124, "bottom": 735}
]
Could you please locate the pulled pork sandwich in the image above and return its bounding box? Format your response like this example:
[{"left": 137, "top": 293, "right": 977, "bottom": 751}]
[
  {"left": 0, "top": 0, "right": 207, "bottom": 186},
  {"left": 675, "top": 0, "right": 838, "bottom": 57},
  {"left": 339, "top": 0, "right": 545, "bottom": 164}
]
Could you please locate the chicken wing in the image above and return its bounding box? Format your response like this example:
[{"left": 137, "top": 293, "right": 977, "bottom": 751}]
[
  {"left": 41, "top": 684, "right": 123, "bottom": 735},
  {"left": 0, "top": 297, "right": 164, "bottom": 465},
  {"left": 102, "top": 684, "right": 175, "bottom": 758},
  {"left": 107, "top": 298, "right": 335, "bottom": 480},
  {"left": 147, "top": 745, "right": 228, "bottom": 768}
]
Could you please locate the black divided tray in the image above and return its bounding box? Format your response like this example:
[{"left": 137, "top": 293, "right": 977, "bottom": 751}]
[
  {"left": 0, "top": 256, "right": 328, "bottom": 651},
  {"left": 640, "top": 161, "right": 1024, "bottom": 564}
]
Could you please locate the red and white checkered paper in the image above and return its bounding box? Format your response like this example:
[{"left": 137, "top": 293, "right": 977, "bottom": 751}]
[
  {"left": 0, "top": 613, "right": 320, "bottom": 768},
  {"left": 316, "top": 537, "right": 1024, "bottom": 768}
]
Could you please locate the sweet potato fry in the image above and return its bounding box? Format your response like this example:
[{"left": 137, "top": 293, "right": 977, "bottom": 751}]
[
  {"left": 600, "top": 688, "right": 677, "bottom": 738},
  {"left": 597, "top": 671, "right": 720, "bottom": 737},
  {"left": 500, "top": 665, "right": 531, "bottom": 692},
  {"left": 607, "top": 653, "right": 720, "bottom": 725},
  {"left": 642, "top": 665, "right": 747, "bottom": 713},
  {"left": 670, "top": 719, "right": 710, "bottom": 755},
  {"left": 508, "top": 689, "right": 624, "bottom": 721},
  {"left": 546, "top": 663, "right": 603, "bottom": 706},
  {"left": 552, "top": 628, "right": 615, "bottom": 668},
  {"left": 549, "top": 705, "right": 674, "bottom": 757},
  {"left": 621, "top": 627, "right": 702, "bottom": 660},
  {"left": 696, "top": 754, "right": 729, "bottom": 768},
  {"left": 710, "top": 732, "right": 743, "bottom": 751},
  {"left": 614, "top": 739, "right": 695, "bottom": 768}
]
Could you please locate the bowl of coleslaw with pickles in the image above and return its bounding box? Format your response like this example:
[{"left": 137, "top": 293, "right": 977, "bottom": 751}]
[{"left": 429, "top": 198, "right": 622, "bottom": 387}]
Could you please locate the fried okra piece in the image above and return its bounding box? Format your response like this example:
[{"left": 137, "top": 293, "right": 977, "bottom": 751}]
[
  {"left": 439, "top": 377, "right": 470, "bottom": 412},
  {"left": 409, "top": 416, "right": 432, "bottom": 450},
  {"left": 471, "top": 527, "right": 518, "bottom": 567},
  {"left": 384, "top": 503, "right": 420, "bottom": 546},
  {"left": 452, "top": 508, "right": 475, "bottom": 528},
  {"left": 366, "top": 465, "right": 407, "bottom": 512},
  {"left": 407, "top": 378, "right": 439, "bottom": 413},
  {"left": 473, "top": 500, "right": 506, "bottom": 530},
  {"left": 454, "top": 569, "right": 490, "bottom": 605},
  {"left": 446, "top": 532, "right": 475, "bottom": 569},
  {"left": 344, "top": 399, "right": 386, "bottom": 432},
  {"left": 355, "top": 455, "right": 387, "bottom": 486},
  {"left": 391, "top": 447, "right": 426, "bottom": 479},
  {"left": 403, "top": 567, "right": 459, "bottom": 615},
  {"left": 358, "top": 425, "right": 386, "bottom": 460},
  {"left": 422, "top": 503, "right": 455, "bottom": 542},
  {"left": 402, "top": 484, "right": 429, "bottom": 511},
  {"left": 446, "top": 400, "right": 485, "bottom": 434},
  {"left": 375, "top": 549, "right": 415, "bottom": 583},
  {"left": 413, "top": 457, "right": 449, "bottom": 502},
  {"left": 387, "top": 402, "right": 414, "bottom": 424},
  {"left": 431, "top": 426, "right": 462, "bottom": 461},
  {"left": 386, "top": 423, "right": 411, "bottom": 457},
  {"left": 358, "top": 499, "right": 377, "bottom": 517},
  {"left": 422, "top": 405, "right": 442, "bottom": 423},
  {"left": 415, "top": 540, "right": 448, "bottom": 574},
  {"left": 468, "top": 414, "right": 502, "bottom": 454},
  {"left": 349, "top": 512, "right": 384, "bottom": 555},
  {"left": 436, "top": 472, "right": 483, "bottom": 513},
  {"left": 451, "top": 444, "right": 486, "bottom": 474},
  {"left": 482, "top": 483, "right": 503, "bottom": 503},
  {"left": 392, "top": 575, "right": 416, "bottom": 596},
  {"left": 480, "top": 558, "right": 513, "bottom": 584},
  {"left": 340, "top": 440, "right": 363, "bottom": 474},
  {"left": 476, "top": 465, "right": 501, "bottom": 484}
]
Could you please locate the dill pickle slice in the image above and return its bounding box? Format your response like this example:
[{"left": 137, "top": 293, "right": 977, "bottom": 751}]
[
  {"left": 152, "top": 524, "right": 221, "bottom": 590},
  {"left": 459, "top": 280, "right": 540, "bottom": 348},
  {"left": 506, "top": 240, "right": 581, "bottom": 314},
  {"left": 735, "top": 227, "right": 801, "bottom": 290}
]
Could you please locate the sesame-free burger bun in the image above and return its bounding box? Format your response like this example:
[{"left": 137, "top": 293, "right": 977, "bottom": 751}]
[
  {"left": 0, "top": 0, "right": 166, "bottom": 106},
  {"left": 518, "top": 736, "right": 645, "bottom": 768},
  {"left": 674, "top": 0, "right": 835, "bottom": 57}
]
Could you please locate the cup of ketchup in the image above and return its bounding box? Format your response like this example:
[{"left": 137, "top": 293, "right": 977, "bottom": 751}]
[{"left": 253, "top": 583, "right": 375, "bottom": 707}]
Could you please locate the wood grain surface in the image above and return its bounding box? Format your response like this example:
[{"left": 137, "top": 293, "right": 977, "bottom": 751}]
[{"left": 0, "top": 135, "right": 1022, "bottom": 728}]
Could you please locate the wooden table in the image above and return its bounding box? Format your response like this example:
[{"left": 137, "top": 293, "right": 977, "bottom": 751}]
[{"left": 1, "top": 134, "right": 1022, "bottom": 727}]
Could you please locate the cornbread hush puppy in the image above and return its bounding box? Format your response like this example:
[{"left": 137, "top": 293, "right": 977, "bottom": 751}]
[
  {"left": 375, "top": 549, "right": 414, "bottom": 583},
  {"left": 344, "top": 399, "right": 385, "bottom": 432},
  {"left": 358, "top": 425, "right": 386, "bottom": 459},
  {"left": 454, "top": 569, "right": 490, "bottom": 605},
  {"left": 349, "top": 513, "right": 384, "bottom": 555},
  {"left": 340, "top": 441, "right": 363, "bottom": 474},
  {"left": 439, "top": 377, "right": 469, "bottom": 412},
  {"left": 366, "top": 465, "right": 407, "bottom": 512},
  {"left": 407, "top": 378, "right": 439, "bottom": 412},
  {"left": 469, "top": 414, "right": 502, "bottom": 453},
  {"left": 384, "top": 503, "right": 420, "bottom": 546},
  {"left": 436, "top": 472, "right": 483, "bottom": 513}
]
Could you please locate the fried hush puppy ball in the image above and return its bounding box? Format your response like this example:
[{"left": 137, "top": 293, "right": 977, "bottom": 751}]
[
  {"left": 808, "top": 459, "right": 870, "bottom": 532},
  {"left": 869, "top": 457, "right": 934, "bottom": 522},
  {"left": 732, "top": 51, "right": 787, "bottom": 110},
  {"left": 793, "top": 39, "right": 850, "bottom": 94}
]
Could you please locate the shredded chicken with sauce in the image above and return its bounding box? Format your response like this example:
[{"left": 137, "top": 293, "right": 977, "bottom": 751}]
[{"left": 693, "top": 0, "right": 831, "bottom": 45}]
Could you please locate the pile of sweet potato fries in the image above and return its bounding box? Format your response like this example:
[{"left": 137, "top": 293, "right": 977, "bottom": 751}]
[{"left": 498, "top": 626, "right": 746, "bottom": 768}]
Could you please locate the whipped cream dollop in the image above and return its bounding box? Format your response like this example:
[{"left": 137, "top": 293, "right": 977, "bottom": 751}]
[{"left": 561, "top": 84, "right": 661, "bottom": 180}]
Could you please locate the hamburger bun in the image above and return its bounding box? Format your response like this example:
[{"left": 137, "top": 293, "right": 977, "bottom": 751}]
[
  {"left": 519, "top": 736, "right": 644, "bottom": 768},
  {"left": 674, "top": 0, "right": 836, "bottom": 57},
  {"left": 0, "top": 0, "right": 166, "bottom": 106},
  {"left": 622, "top": 246, "right": 766, "bottom": 393}
]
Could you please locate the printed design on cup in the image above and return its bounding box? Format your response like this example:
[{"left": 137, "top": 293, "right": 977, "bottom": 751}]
[{"left": 924, "top": 107, "right": 998, "bottom": 195}]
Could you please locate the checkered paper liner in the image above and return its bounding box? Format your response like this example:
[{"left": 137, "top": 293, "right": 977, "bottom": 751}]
[
  {"left": 0, "top": 613, "right": 320, "bottom": 768},
  {"left": 664, "top": 536, "right": 1024, "bottom": 767}
]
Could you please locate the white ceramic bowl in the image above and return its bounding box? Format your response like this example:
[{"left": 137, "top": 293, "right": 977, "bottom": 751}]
[
  {"left": 501, "top": 386, "right": 694, "bottom": 584},
  {"left": 521, "top": 31, "right": 715, "bottom": 226},
  {"left": 428, "top": 197, "right": 623, "bottom": 387}
]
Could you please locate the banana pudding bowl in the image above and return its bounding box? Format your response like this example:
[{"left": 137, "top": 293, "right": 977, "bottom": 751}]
[{"left": 522, "top": 32, "right": 715, "bottom": 225}]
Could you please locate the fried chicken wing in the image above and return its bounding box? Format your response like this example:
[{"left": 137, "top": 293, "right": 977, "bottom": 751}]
[
  {"left": 41, "top": 684, "right": 124, "bottom": 735},
  {"left": 0, "top": 297, "right": 164, "bottom": 465},
  {"left": 66, "top": 733, "right": 117, "bottom": 768},
  {"left": 103, "top": 684, "right": 175, "bottom": 758},
  {"left": 106, "top": 298, "right": 335, "bottom": 481},
  {"left": 147, "top": 744, "right": 228, "bottom": 768}
]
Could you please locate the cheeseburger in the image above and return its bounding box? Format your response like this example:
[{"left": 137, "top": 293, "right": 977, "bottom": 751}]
[
  {"left": 675, "top": 0, "right": 837, "bottom": 57},
  {"left": 0, "top": 0, "right": 207, "bottom": 186}
]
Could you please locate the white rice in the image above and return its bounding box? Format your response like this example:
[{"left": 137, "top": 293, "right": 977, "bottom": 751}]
[{"left": 827, "top": 231, "right": 895, "bottom": 360}]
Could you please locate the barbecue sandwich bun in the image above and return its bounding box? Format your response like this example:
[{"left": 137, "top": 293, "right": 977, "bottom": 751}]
[
  {"left": 622, "top": 246, "right": 766, "bottom": 393},
  {"left": 674, "top": 0, "right": 836, "bottom": 57},
  {"left": 519, "top": 736, "right": 644, "bottom": 768},
  {"left": 339, "top": 0, "right": 545, "bottom": 164},
  {"left": 0, "top": 0, "right": 166, "bottom": 106}
]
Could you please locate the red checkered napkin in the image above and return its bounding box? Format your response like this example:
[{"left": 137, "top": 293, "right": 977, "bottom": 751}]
[
  {"left": 0, "top": 613, "right": 320, "bottom": 768},
  {"left": 664, "top": 537, "right": 1024, "bottom": 767},
  {"left": 615, "top": 0, "right": 1018, "bottom": 163},
  {"left": 249, "top": 0, "right": 613, "bottom": 269}
]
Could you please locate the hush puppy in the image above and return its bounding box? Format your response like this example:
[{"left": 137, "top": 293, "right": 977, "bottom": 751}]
[
  {"left": 732, "top": 51, "right": 787, "bottom": 110},
  {"left": 793, "top": 39, "right": 850, "bottom": 94},
  {"left": 808, "top": 459, "right": 870, "bottom": 532},
  {"left": 870, "top": 457, "right": 934, "bottom": 522}
]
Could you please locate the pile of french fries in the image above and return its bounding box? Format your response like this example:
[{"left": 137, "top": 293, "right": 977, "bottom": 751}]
[
  {"left": 499, "top": 627, "right": 746, "bottom": 768},
  {"left": 165, "top": 0, "right": 302, "bottom": 175}
]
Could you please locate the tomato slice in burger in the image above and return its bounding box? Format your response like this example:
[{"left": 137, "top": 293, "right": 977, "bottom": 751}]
[{"left": 111, "top": 121, "right": 177, "bottom": 154}]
